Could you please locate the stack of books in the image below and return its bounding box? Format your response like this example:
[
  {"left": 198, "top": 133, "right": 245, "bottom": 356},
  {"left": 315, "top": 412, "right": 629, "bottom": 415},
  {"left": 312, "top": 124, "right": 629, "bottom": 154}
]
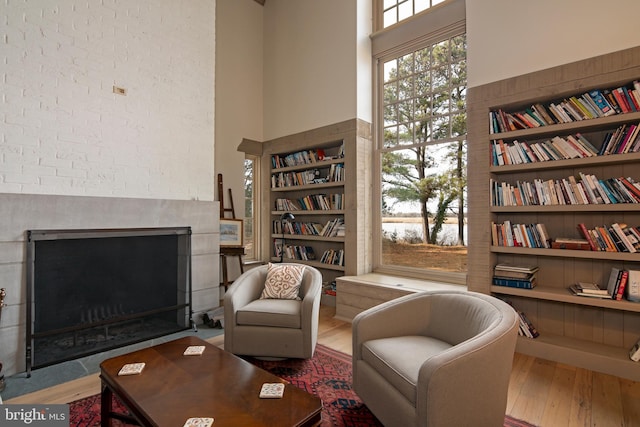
[
  {"left": 568, "top": 282, "right": 611, "bottom": 299},
  {"left": 492, "top": 264, "right": 539, "bottom": 289}
]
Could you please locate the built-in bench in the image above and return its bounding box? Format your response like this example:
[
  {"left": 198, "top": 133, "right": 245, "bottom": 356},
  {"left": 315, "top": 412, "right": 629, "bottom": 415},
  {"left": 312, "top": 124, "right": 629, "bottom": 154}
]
[{"left": 335, "top": 273, "right": 466, "bottom": 321}]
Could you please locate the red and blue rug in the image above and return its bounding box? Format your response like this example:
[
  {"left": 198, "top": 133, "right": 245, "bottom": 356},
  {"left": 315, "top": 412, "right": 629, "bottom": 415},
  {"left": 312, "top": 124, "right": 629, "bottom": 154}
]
[{"left": 68, "top": 344, "right": 535, "bottom": 426}]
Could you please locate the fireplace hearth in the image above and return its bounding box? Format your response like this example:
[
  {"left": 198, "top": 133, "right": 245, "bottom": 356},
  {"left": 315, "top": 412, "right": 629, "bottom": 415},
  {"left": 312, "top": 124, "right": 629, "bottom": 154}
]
[{"left": 26, "top": 227, "right": 192, "bottom": 375}]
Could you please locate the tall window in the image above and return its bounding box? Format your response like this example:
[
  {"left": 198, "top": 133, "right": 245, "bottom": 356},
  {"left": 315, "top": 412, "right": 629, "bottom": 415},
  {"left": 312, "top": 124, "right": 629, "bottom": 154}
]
[
  {"left": 374, "top": 0, "right": 467, "bottom": 283},
  {"left": 243, "top": 157, "right": 258, "bottom": 260}
]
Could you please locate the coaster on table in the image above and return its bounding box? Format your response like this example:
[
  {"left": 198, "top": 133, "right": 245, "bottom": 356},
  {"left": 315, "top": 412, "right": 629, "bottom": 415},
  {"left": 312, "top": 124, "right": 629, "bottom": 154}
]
[
  {"left": 183, "top": 417, "right": 214, "bottom": 427},
  {"left": 259, "top": 382, "right": 285, "bottom": 399},
  {"left": 183, "top": 345, "right": 206, "bottom": 356},
  {"left": 117, "top": 362, "right": 145, "bottom": 376}
]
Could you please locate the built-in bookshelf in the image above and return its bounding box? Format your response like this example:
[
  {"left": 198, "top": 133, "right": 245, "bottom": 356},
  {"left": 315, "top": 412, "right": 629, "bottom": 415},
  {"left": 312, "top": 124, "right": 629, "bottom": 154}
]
[
  {"left": 270, "top": 140, "right": 347, "bottom": 273},
  {"left": 467, "top": 47, "right": 640, "bottom": 381},
  {"left": 258, "top": 119, "right": 373, "bottom": 291}
]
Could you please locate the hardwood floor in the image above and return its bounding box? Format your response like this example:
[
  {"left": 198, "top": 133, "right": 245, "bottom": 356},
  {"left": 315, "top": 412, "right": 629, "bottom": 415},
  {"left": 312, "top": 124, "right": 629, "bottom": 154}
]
[{"left": 6, "top": 305, "right": 640, "bottom": 426}]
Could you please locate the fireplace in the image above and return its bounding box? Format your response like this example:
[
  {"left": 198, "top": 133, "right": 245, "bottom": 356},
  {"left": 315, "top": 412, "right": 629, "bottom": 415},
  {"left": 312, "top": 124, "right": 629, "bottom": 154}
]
[{"left": 25, "top": 227, "right": 192, "bottom": 374}]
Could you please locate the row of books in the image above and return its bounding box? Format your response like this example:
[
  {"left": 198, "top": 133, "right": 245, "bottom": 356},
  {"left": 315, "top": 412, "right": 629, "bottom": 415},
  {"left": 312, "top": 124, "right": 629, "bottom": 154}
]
[
  {"left": 274, "top": 241, "right": 345, "bottom": 266},
  {"left": 273, "top": 218, "right": 344, "bottom": 238},
  {"left": 271, "top": 145, "right": 344, "bottom": 169},
  {"left": 491, "top": 133, "right": 598, "bottom": 166},
  {"left": 298, "top": 193, "right": 344, "bottom": 210},
  {"left": 318, "top": 218, "right": 344, "bottom": 237},
  {"left": 319, "top": 249, "right": 344, "bottom": 266},
  {"left": 600, "top": 123, "right": 640, "bottom": 155},
  {"left": 491, "top": 221, "right": 550, "bottom": 249},
  {"left": 491, "top": 124, "right": 640, "bottom": 167},
  {"left": 275, "top": 198, "right": 301, "bottom": 211},
  {"left": 275, "top": 194, "right": 344, "bottom": 211},
  {"left": 278, "top": 244, "right": 316, "bottom": 261},
  {"left": 568, "top": 268, "right": 640, "bottom": 302},
  {"left": 271, "top": 164, "right": 345, "bottom": 188},
  {"left": 489, "top": 80, "right": 640, "bottom": 134},
  {"left": 326, "top": 163, "right": 345, "bottom": 182},
  {"left": 490, "top": 175, "right": 640, "bottom": 207},
  {"left": 577, "top": 223, "right": 640, "bottom": 253}
]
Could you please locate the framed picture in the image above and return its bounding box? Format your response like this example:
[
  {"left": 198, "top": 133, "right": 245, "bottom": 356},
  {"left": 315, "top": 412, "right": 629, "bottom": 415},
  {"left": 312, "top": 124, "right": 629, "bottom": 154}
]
[{"left": 220, "top": 219, "right": 244, "bottom": 247}]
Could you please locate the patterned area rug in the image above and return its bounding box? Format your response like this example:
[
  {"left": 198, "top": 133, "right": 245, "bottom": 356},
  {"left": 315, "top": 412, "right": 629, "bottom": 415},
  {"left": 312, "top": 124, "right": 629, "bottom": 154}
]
[
  {"left": 244, "top": 345, "right": 382, "bottom": 426},
  {"left": 68, "top": 344, "right": 536, "bottom": 427}
]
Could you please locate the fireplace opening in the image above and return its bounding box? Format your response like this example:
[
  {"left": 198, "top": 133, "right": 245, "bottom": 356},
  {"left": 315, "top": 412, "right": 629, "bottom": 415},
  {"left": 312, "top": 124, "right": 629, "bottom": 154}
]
[{"left": 26, "top": 227, "right": 192, "bottom": 374}]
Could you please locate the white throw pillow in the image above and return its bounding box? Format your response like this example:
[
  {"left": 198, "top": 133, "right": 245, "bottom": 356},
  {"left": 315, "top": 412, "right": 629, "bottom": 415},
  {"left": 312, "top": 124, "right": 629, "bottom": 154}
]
[{"left": 260, "top": 263, "right": 305, "bottom": 300}]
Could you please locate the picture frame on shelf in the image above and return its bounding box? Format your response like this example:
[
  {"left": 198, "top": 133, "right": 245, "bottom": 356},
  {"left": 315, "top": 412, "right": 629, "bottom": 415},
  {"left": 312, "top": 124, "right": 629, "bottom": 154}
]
[{"left": 220, "top": 219, "right": 244, "bottom": 247}]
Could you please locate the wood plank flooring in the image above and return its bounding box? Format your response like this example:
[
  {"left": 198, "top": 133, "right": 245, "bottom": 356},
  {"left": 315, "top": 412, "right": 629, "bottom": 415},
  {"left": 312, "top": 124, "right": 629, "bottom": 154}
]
[{"left": 6, "top": 305, "right": 640, "bottom": 426}]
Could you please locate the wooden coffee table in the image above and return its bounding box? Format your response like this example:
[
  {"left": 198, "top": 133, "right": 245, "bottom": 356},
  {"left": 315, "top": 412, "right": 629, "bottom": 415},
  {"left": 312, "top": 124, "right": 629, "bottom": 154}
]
[{"left": 100, "top": 336, "right": 322, "bottom": 426}]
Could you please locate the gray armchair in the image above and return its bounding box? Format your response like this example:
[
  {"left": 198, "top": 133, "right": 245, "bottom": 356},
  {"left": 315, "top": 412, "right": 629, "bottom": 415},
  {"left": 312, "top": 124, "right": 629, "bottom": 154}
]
[
  {"left": 352, "top": 290, "right": 519, "bottom": 427},
  {"left": 224, "top": 263, "right": 322, "bottom": 359}
]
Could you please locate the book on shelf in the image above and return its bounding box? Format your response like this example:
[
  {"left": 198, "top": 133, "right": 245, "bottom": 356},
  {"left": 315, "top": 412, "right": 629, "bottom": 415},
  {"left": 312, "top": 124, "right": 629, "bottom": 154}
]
[
  {"left": 273, "top": 239, "right": 283, "bottom": 259},
  {"left": 616, "top": 270, "right": 629, "bottom": 301},
  {"left": 494, "top": 263, "right": 539, "bottom": 274},
  {"left": 517, "top": 310, "right": 540, "bottom": 338},
  {"left": 573, "top": 282, "right": 610, "bottom": 295},
  {"left": 493, "top": 270, "right": 537, "bottom": 281},
  {"left": 630, "top": 337, "right": 640, "bottom": 362},
  {"left": 605, "top": 267, "right": 630, "bottom": 301},
  {"left": 492, "top": 277, "right": 537, "bottom": 289},
  {"left": 628, "top": 270, "right": 640, "bottom": 302},
  {"left": 569, "top": 284, "right": 612, "bottom": 299},
  {"left": 550, "top": 238, "right": 591, "bottom": 251},
  {"left": 577, "top": 223, "right": 599, "bottom": 251},
  {"left": 606, "top": 267, "right": 622, "bottom": 297},
  {"left": 496, "top": 297, "right": 539, "bottom": 338}
]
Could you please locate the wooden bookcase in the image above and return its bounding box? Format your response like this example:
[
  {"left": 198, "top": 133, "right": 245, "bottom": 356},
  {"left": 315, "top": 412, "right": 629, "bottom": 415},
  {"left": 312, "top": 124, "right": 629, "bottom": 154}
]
[
  {"left": 467, "top": 47, "right": 640, "bottom": 381},
  {"left": 260, "top": 119, "right": 373, "bottom": 290}
]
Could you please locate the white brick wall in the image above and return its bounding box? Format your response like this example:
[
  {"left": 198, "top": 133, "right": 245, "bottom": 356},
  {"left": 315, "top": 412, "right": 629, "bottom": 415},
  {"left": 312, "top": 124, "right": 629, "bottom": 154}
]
[{"left": 1, "top": 0, "right": 216, "bottom": 201}]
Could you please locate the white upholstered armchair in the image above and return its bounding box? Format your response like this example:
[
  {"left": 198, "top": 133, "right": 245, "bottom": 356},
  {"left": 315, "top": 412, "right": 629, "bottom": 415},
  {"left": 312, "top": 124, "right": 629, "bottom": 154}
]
[
  {"left": 224, "top": 263, "right": 322, "bottom": 359},
  {"left": 352, "top": 290, "right": 519, "bottom": 427}
]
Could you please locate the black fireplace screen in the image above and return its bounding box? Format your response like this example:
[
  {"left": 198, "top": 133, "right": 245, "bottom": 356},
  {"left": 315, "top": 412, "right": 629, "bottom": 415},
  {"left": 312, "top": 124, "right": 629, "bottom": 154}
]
[{"left": 26, "top": 227, "right": 192, "bottom": 374}]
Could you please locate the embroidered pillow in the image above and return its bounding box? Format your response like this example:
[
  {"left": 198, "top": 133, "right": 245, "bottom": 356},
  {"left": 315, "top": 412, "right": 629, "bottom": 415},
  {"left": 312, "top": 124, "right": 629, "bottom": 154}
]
[{"left": 260, "top": 263, "right": 305, "bottom": 300}]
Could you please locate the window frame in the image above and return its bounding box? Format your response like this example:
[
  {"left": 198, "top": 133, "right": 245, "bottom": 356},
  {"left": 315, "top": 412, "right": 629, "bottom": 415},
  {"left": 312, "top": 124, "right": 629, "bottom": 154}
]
[
  {"left": 372, "top": 0, "right": 467, "bottom": 284},
  {"left": 377, "top": 0, "right": 449, "bottom": 31},
  {"left": 242, "top": 154, "right": 261, "bottom": 261}
]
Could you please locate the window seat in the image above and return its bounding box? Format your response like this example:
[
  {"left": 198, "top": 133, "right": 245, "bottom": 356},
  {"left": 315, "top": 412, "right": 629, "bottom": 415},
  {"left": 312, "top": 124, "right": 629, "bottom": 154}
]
[{"left": 335, "top": 273, "right": 466, "bottom": 321}]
